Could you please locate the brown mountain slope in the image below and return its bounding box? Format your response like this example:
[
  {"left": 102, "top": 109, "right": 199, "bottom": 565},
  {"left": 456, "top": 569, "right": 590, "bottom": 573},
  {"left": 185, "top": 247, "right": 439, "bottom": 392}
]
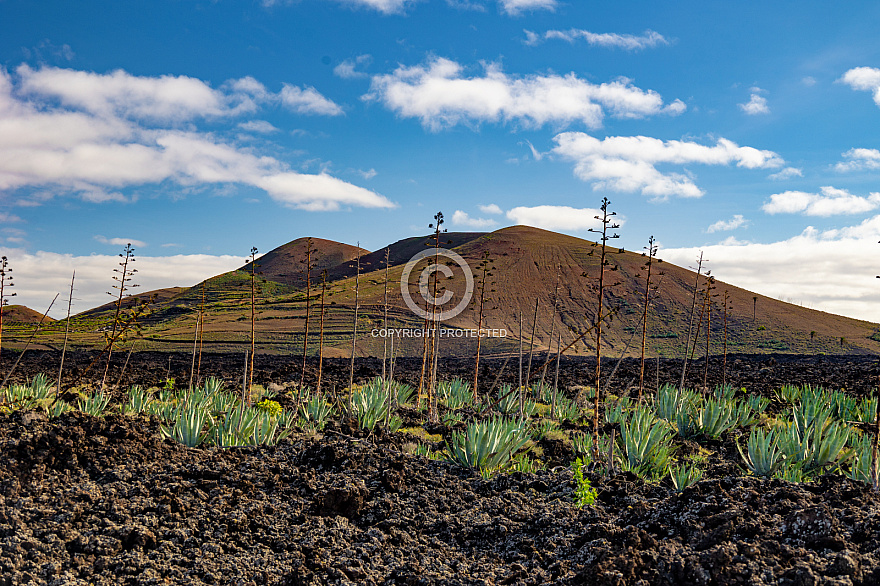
[
  {"left": 0, "top": 305, "right": 52, "bottom": 324},
  {"left": 322, "top": 225, "right": 880, "bottom": 357},
  {"left": 76, "top": 287, "right": 187, "bottom": 318},
  {"left": 35, "top": 226, "right": 880, "bottom": 357},
  {"left": 241, "top": 237, "right": 368, "bottom": 287}
]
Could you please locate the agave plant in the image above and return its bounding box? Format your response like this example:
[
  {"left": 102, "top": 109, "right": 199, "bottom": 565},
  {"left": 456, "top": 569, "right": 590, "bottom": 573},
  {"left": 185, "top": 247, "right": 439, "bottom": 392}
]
[
  {"left": 669, "top": 462, "right": 703, "bottom": 491},
  {"left": 122, "top": 385, "right": 152, "bottom": 415},
  {"left": 348, "top": 380, "right": 392, "bottom": 431},
  {"left": 161, "top": 401, "right": 211, "bottom": 447},
  {"left": 857, "top": 397, "right": 877, "bottom": 425},
  {"left": 618, "top": 407, "right": 673, "bottom": 481},
  {"left": 738, "top": 427, "right": 786, "bottom": 477},
  {"left": 696, "top": 397, "right": 736, "bottom": 439},
  {"left": 653, "top": 384, "right": 685, "bottom": 422},
  {"left": 445, "top": 416, "right": 532, "bottom": 475},
  {"left": 298, "top": 392, "right": 333, "bottom": 430},
  {"left": 847, "top": 434, "right": 874, "bottom": 485},
  {"left": 78, "top": 388, "right": 111, "bottom": 417},
  {"left": 438, "top": 378, "right": 473, "bottom": 410},
  {"left": 554, "top": 396, "right": 580, "bottom": 423},
  {"left": 496, "top": 384, "right": 519, "bottom": 416}
]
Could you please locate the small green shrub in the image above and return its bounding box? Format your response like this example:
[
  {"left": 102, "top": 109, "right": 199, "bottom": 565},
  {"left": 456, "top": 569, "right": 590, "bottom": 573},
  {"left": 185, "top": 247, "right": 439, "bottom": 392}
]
[{"left": 572, "top": 457, "right": 597, "bottom": 507}]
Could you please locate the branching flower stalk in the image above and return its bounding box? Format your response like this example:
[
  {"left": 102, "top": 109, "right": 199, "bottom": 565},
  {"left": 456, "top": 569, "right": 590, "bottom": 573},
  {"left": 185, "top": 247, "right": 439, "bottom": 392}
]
[
  {"left": 638, "top": 236, "right": 658, "bottom": 403},
  {"left": 248, "top": 247, "right": 259, "bottom": 397},
  {"left": 587, "top": 197, "right": 620, "bottom": 458},
  {"left": 317, "top": 270, "right": 327, "bottom": 394},
  {"left": 722, "top": 289, "right": 732, "bottom": 388},
  {"left": 472, "top": 251, "right": 495, "bottom": 401},
  {"left": 702, "top": 274, "right": 716, "bottom": 391},
  {"left": 101, "top": 244, "right": 138, "bottom": 392},
  {"left": 426, "top": 212, "right": 446, "bottom": 422},
  {"left": 539, "top": 267, "right": 561, "bottom": 390},
  {"left": 382, "top": 247, "right": 390, "bottom": 381},
  {"left": 300, "top": 238, "right": 316, "bottom": 390},
  {"left": 348, "top": 244, "right": 361, "bottom": 412},
  {"left": 0, "top": 256, "right": 15, "bottom": 357},
  {"left": 56, "top": 271, "right": 75, "bottom": 397},
  {"left": 525, "top": 296, "right": 539, "bottom": 392},
  {"left": 680, "top": 251, "right": 704, "bottom": 389}
]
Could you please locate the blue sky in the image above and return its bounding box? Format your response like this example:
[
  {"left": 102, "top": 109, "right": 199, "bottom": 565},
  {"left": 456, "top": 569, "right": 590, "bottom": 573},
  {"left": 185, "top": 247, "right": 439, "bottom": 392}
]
[{"left": 3, "top": 0, "right": 880, "bottom": 321}]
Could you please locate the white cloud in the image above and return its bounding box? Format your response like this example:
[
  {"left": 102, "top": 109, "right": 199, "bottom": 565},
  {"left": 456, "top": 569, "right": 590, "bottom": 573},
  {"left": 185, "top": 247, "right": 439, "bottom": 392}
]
[
  {"left": 334, "top": 55, "right": 372, "bottom": 79},
  {"left": 479, "top": 203, "right": 503, "bottom": 214},
  {"left": 17, "top": 65, "right": 262, "bottom": 122},
  {"left": 506, "top": 205, "right": 620, "bottom": 232},
  {"left": 552, "top": 132, "right": 783, "bottom": 200},
  {"left": 706, "top": 214, "right": 747, "bottom": 233},
  {"left": 500, "top": 0, "right": 557, "bottom": 15},
  {"left": 840, "top": 67, "right": 880, "bottom": 107},
  {"left": 365, "top": 57, "right": 685, "bottom": 131},
  {"left": 0, "top": 66, "right": 392, "bottom": 211},
  {"left": 94, "top": 235, "right": 147, "bottom": 248},
  {"left": 739, "top": 90, "right": 769, "bottom": 115},
  {"left": 0, "top": 213, "right": 23, "bottom": 223},
  {"left": 0, "top": 248, "right": 243, "bottom": 318},
  {"left": 802, "top": 76, "right": 817, "bottom": 87},
  {"left": 762, "top": 186, "right": 880, "bottom": 216},
  {"left": 280, "top": 84, "right": 344, "bottom": 116},
  {"left": 536, "top": 29, "right": 669, "bottom": 50},
  {"left": 661, "top": 217, "right": 880, "bottom": 322},
  {"left": 358, "top": 168, "right": 378, "bottom": 179},
  {"left": 768, "top": 166, "right": 803, "bottom": 180},
  {"left": 332, "top": 0, "right": 414, "bottom": 13},
  {"left": 835, "top": 148, "right": 880, "bottom": 172},
  {"left": 238, "top": 120, "right": 280, "bottom": 133},
  {"left": 451, "top": 210, "right": 498, "bottom": 228}
]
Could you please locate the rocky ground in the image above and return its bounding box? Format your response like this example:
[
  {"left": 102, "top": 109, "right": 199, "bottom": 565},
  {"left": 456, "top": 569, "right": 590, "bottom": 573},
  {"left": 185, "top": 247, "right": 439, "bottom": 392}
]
[{"left": 2, "top": 352, "right": 880, "bottom": 585}]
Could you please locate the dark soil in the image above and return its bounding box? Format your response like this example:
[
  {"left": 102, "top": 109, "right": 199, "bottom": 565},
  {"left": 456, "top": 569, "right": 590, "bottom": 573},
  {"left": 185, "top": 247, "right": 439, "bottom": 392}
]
[
  {"left": 2, "top": 410, "right": 880, "bottom": 585},
  {"left": 2, "top": 350, "right": 879, "bottom": 397},
  {"left": 2, "top": 352, "right": 880, "bottom": 585}
]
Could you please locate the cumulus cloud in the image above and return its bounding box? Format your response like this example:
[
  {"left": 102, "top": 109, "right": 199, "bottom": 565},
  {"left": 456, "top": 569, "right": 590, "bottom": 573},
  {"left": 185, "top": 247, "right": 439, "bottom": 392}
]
[
  {"left": 706, "top": 214, "right": 747, "bottom": 233},
  {"left": 739, "top": 89, "right": 769, "bottom": 115},
  {"left": 334, "top": 55, "right": 373, "bottom": 79},
  {"left": 451, "top": 210, "right": 498, "bottom": 228},
  {"left": 365, "top": 57, "right": 685, "bottom": 131},
  {"left": 768, "top": 167, "right": 803, "bottom": 180},
  {"left": 839, "top": 67, "right": 880, "bottom": 107},
  {"left": 0, "top": 248, "right": 243, "bottom": 318},
  {"left": 528, "top": 29, "right": 669, "bottom": 50},
  {"left": 479, "top": 203, "right": 503, "bottom": 214},
  {"left": 94, "top": 235, "right": 147, "bottom": 248},
  {"left": 500, "top": 0, "right": 557, "bottom": 15},
  {"left": 505, "top": 205, "right": 619, "bottom": 231},
  {"left": 17, "top": 65, "right": 263, "bottom": 122},
  {"left": 238, "top": 120, "right": 280, "bottom": 133},
  {"left": 661, "top": 217, "right": 880, "bottom": 322},
  {"left": 762, "top": 186, "right": 880, "bottom": 216},
  {"left": 0, "top": 66, "right": 392, "bottom": 211},
  {"left": 835, "top": 148, "right": 880, "bottom": 172},
  {"left": 280, "top": 84, "right": 344, "bottom": 116},
  {"left": 551, "top": 133, "right": 783, "bottom": 200}
]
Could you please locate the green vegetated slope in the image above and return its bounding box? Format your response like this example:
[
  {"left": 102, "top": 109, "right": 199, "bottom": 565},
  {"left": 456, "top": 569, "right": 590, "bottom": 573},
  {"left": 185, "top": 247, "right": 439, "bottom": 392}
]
[{"left": 12, "top": 226, "right": 880, "bottom": 356}]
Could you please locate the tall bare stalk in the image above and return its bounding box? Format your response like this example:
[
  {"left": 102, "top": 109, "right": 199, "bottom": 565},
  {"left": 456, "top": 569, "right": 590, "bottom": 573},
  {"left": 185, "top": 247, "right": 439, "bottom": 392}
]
[
  {"left": 101, "top": 244, "right": 138, "bottom": 392},
  {"left": 300, "top": 238, "right": 315, "bottom": 390},
  {"left": 2, "top": 295, "right": 57, "bottom": 389},
  {"left": 348, "top": 245, "right": 361, "bottom": 411},
  {"left": 317, "top": 270, "right": 327, "bottom": 394},
  {"left": 525, "top": 296, "right": 539, "bottom": 390},
  {"left": 56, "top": 271, "right": 75, "bottom": 396},
  {"left": 382, "top": 247, "right": 390, "bottom": 381},
  {"left": 197, "top": 283, "right": 205, "bottom": 382},
  {"left": 426, "top": 212, "right": 446, "bottom": 423},
  {"left": 0, "top": 256, "right": 15, "bottom": 358},
  {"left": 721, "top": 289, "right": 731, "bottom": 388},
  {"left": 248, "top": 247, "right": 259, "bottom": 398},
  {"left": 680, "top": 252, "right": 704, "bottom": 389},
  {"left": 638, "top": 236, "right": 658, "bottom": 403},
  {"left": 587, "top": 197, "right": 620, "bottom": 457},
  {"left": 702, "top": 274, "right": 716, "bottom": 391},
  {"left": 539, "top": 267, "right": 560, "bottom": 389},
  {"left": 472, "top": 251, "right": 494, "bottom": 401}
]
